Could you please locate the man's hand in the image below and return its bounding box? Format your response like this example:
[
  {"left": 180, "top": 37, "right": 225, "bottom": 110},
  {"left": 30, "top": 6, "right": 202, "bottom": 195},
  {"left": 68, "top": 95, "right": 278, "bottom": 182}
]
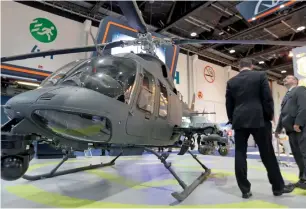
[{"left": 294, "top": 124, "right": 301, "bottom": 132}]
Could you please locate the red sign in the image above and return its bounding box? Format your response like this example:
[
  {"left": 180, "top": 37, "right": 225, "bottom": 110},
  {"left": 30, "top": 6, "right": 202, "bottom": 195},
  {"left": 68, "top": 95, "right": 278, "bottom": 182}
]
[
  {"left": 197, "top": 91, "right": 203, "bottom": 99},
  {"left": 204, "top": 66, "right": 215, "bottom": 83}
]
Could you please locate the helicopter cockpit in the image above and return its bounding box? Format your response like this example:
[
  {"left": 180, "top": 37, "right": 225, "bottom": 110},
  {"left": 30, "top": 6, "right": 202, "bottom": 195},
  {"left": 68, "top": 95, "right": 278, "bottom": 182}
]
[{"left": 40, "top": 56, "right": 137, "bottom": 103}]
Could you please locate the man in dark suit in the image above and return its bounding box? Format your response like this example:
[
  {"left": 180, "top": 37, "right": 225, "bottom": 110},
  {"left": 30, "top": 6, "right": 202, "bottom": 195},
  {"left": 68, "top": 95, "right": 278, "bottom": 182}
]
[
  {"left": 225, "top": 58, "right": 294, "bottom": 198},
  {"left": 275, "top": 75, "right": 306, "bottom": 190}
]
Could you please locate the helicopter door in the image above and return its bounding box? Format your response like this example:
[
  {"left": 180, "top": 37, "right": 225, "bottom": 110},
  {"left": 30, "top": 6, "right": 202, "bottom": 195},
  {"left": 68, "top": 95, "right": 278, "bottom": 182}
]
[
  {"left": 126, "top": 71, "right": 156, "bottom": 140},
  {"left": 152, "top": 80, "right": 172, "bottom": 141}
]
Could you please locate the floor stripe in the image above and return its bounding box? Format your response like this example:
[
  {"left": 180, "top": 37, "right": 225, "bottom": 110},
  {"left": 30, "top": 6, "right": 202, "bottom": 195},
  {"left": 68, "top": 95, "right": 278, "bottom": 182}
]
[
  {"left": 5, "top": 184, "right": 287, "bottom": 208},
  {"left": 250, "top": 165, "right": 306, "bottom": 196},
  {"left": 86, "top": 168, "right": 234, "bottom": 189},
  {"left": 27, "top": 159, "right": 305, "bottom": 196}
]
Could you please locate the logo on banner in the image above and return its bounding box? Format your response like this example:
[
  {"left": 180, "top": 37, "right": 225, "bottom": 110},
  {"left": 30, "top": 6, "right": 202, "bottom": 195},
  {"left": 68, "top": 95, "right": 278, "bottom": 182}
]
[
  {"left": 30, "top": 45, "right": 54, "bottom": 60},
  {"left": 204, "top": 66, "right": 215, "bottom": 83},
  {"left": 254, "top": 0, "right": 285, "bottom": 16},
  {"left": 30, "top": 18, "right": 57, "bottom": 43}
]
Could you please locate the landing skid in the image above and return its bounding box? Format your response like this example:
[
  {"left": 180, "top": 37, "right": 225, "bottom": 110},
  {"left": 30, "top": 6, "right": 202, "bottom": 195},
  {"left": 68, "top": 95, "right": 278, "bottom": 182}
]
[
  {"left": 144, "top": 148, "right": 211, "bottom": 202},
  {"left": 22, "top": 151, "right": 122, "bottom": 181}
]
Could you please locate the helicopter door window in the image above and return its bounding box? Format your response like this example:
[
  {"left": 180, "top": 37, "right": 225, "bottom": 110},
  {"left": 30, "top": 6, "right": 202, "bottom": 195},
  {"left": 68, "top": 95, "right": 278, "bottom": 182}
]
[
  {"left": 158, "top": 81, "right": 168, "bottom": 118},
  {"left": 137, "top": 71, "right": 155, "bottom": 114}
]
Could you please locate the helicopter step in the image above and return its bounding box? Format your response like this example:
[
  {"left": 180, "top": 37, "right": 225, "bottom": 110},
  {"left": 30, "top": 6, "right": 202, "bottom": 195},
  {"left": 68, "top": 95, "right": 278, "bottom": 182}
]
[{"left": 144, "top": 147, "right": 211, "bottom": 202}]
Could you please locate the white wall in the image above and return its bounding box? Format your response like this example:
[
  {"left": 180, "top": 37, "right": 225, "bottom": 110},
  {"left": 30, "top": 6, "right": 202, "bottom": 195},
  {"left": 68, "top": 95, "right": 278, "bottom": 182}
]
[
  {"left": 174, "top": 54, "right": 234, "bottom": 123},
  {"left": 193, "top": 58, "right": 228, "bottom": 122},
  {"left": 2, "top": 1, "right": 287, "bottom": 124},
  {"left": 1, "top": 1, "right": 98, "bottom": 72},
  {"left": 174, "top": 54, "right": 287, "bottom": 123}
]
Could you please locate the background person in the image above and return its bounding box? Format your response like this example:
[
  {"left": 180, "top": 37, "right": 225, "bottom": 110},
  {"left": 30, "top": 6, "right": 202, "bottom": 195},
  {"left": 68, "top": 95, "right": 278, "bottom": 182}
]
[{"left": 275, "top": 75, "right": 306, "bottom": 189}]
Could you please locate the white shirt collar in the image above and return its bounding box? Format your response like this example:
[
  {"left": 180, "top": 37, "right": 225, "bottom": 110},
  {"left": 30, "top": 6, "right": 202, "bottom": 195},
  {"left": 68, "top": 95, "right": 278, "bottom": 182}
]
[
  {"left": 240, "top": 67, "right": 251, "bottom": 71},
  {"left": 289, "top": 86, "right": 297, "bottom": 91}
]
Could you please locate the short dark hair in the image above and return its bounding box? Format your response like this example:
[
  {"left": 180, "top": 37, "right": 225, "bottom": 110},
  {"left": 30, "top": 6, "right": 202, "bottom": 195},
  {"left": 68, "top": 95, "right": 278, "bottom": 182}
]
[
  {"left": 287, "top": 75, "right": 299, "bottom": 83},
  {"left": 239, "top": 58, "right": 253, "bottom": 69}
]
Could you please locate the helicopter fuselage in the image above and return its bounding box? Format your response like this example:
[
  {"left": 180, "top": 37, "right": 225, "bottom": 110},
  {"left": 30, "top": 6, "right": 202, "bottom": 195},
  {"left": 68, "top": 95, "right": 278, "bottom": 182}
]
[{"left": 2, "top": 53, "right": 183, "bottom": 151}]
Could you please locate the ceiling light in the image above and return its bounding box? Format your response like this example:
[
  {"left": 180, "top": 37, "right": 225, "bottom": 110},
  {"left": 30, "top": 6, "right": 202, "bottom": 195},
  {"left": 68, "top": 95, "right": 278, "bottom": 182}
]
[
  {"left": 16, "top": 81, "right": 40, "bottom": 87},
  {"left": 289, "top": 51, "right": 293, "bottom": 57},
  {"left": 190, "top": 32, "right": 197, "bottom": 37},
  {"left": 297, "top": 26, "right": 305, "bottom": 31},
  {"left": 229, "top": 49, "right": 235, "bottom": 54},
  {"left": 280, "top": 4, "right": 285, "bottom": 8},
  {"left": 259, "top": 61, "right": 265, "bottom": 64},
  {"left": 281, "top": 70, "right": 287, "bottom": 74},
  {"left": 252, "top": 17, "right": 256, "bottom": 21},
  {"left": 219, "top": 31, "right": 224, "bottom": 35}
]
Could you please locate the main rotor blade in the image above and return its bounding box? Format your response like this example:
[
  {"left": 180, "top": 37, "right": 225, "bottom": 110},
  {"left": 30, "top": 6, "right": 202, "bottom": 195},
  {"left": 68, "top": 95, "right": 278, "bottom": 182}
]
[
  {"left": 1, "top": 41, "right": 124, "bottom": 62},
  {"left": 173, "top": 39, "right": 306, "bottom": 47},
  {"left": 117, "top": 0, "right": 147, "bottom": 34}
]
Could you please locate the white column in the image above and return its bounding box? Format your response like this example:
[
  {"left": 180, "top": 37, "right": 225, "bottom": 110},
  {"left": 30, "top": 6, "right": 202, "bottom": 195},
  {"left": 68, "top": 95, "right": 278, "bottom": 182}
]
[
  {"left": 191, "top": 54, "right": 199, "bottom": 95},
  {"left": 83, "top": 19, "right": 92, "bottom": 59},
  {"left": 224, "top": 66, "right": 231, "bottom": 82}
]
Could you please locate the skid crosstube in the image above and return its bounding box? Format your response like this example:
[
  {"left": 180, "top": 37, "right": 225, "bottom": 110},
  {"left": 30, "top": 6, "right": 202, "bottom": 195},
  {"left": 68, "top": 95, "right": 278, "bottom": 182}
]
[
  {"left": 144, "top": 148, "right": 211, "bottom": 202},
  {"left": 22, "top": 152, "right": 122, "bottom": 181}
]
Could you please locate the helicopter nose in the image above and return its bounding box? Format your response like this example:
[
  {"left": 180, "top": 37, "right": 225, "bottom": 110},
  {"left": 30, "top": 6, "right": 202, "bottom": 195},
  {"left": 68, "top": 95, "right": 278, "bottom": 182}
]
[
  {"left": 3, "top": 87, "right": 55, "bottom": 119},
  {"left": 4, "top": 95, "right": 33, "bottom": 120}
]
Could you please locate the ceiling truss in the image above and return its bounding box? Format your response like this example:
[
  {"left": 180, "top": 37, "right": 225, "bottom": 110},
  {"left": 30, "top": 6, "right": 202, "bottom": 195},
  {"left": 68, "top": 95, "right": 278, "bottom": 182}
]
[{"left": 14, "top": 1, "right": 306, "bottom": 82}]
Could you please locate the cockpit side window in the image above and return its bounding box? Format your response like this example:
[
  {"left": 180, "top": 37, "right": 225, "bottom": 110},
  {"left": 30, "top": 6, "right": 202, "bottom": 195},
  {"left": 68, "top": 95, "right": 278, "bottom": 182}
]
[
  {"left": 158, "top": 80, "right": 168, "bottom": 118},
  {"left": 137, "top": 71, "right": 156, "bottom": 114}
]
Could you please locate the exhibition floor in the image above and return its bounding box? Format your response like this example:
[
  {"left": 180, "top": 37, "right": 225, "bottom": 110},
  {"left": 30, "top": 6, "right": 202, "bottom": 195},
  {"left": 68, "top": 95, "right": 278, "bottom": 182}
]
[{"left": 1, "top": 150, "right": 305, "bottom": 208}]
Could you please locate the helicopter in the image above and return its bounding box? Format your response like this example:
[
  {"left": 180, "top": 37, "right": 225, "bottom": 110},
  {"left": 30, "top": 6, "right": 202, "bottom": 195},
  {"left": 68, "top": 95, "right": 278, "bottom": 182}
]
[{"left": 1, "top": 0, "right": 306, "bottom": 202}]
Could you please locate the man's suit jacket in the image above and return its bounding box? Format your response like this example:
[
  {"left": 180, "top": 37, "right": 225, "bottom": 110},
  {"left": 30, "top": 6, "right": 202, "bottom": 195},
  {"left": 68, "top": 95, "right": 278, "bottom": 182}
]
[
  {"left": 276, "top": 86, "right": 306, "bottom": 133},
  {"left": 225, "top": 70, "right": 274, "bottom": 130}
]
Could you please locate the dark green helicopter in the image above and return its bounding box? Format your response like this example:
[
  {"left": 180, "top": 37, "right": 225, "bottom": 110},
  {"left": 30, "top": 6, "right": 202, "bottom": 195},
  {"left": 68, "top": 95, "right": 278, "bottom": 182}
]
[{"left": 1, "top": 0, "right": 305, "bottom": 202}]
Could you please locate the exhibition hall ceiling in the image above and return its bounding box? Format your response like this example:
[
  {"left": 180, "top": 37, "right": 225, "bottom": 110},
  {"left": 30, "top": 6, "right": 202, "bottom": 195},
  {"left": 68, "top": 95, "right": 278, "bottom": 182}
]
[{"left": 17, "top": 1, "right": 306, "bottom": 81}]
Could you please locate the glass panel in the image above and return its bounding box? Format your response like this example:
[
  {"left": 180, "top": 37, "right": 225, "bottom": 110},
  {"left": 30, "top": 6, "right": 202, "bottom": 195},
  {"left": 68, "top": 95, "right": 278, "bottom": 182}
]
[
  {"left": 137, "top": 71, "right": 155, "bottom": 113},
  {"left": 159, "top": 81, "right": 168, "bottom": 117},
  {"left": 32, "top": 110, "right": 111, "bottom": 142},
  {"left": 40, "top": 59, "right": 86, "bottom": 87},
  {"left": 40, "top": 56, "right": 137, "bottom": 101}
]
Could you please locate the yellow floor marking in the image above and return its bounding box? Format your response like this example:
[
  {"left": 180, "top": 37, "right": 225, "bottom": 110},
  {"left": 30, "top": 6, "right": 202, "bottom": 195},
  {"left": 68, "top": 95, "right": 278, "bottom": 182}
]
[
  {"left": 250, "top": 165, "right": 306, "bottom": 196},
  {"left": 132, "top": 170, "right": 234, "bottom": 189},
  {"left": 26, "top": 158, "right": 225, "bottom": 190},
  {"left": 6, "top": 184, "right": 286, "bottom": 208},
  {"left": 26, "top": 159, "right": 304, "bottom": 196},
  {"left": 85, "top": 170, "right": 140, "bottom": 188},
  {"left": 86, "top": 168, "right": 234, "bottom": 190}
]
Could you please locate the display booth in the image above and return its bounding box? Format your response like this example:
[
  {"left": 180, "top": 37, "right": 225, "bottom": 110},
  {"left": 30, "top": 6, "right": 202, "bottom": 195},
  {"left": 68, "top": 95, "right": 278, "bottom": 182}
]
[{"left": 292, "top": 46, "right": 306, "bottom": 87}]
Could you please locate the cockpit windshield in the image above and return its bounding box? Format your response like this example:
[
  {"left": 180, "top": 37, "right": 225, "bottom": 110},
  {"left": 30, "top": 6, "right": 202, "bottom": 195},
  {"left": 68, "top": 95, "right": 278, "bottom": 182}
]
[
  {"left": 41, "top": 56, "right": 137, "bottom": 100},
  {"left": 40, "top": 59, "right": 85, "bottom": 87}
]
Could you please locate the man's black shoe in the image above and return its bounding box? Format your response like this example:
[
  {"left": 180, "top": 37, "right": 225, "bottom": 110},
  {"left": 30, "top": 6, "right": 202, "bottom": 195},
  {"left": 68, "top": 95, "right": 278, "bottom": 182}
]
[
  {"left": 242, "top": 192, "right": 252, "bottom": 199},
  {"left": 273, "top": 184, "right": 295, "bottom": 196},
  {"left": 295, "top": 180, "right": 306, "bottom": 190}
]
